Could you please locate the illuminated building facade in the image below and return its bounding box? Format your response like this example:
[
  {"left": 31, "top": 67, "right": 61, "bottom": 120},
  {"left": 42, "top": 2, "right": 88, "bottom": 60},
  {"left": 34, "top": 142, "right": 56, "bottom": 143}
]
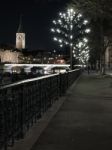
[{"left": 0, "top": 49, "right": 22, "bottom": 63}]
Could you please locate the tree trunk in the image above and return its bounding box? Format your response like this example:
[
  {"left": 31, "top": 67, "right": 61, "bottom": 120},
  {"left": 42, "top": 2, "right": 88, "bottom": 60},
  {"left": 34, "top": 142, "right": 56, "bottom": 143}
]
[
  {"left": 99, "top": 18, "right": 106, "bottom": 75},
  {"left": 101, "top": 54, "right": 106, "bottom": 75}
]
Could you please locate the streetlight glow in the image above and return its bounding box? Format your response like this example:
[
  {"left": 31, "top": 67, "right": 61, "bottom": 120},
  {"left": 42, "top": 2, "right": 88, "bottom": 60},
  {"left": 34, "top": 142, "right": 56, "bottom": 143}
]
[
  {"left": 70, "top": 35, "right": 73, "bottom": 39},
  {"left": 83, "top": 20, "right": 88, "bottom": 25},
  {"left": 83, "top": 38, "right": 88, "bottom": 43},
  {"left": 59, "top": 39, "right": 62, "bottom": 43},
  {"left": 51, "top": 28, "right": 55, "bottom": 32},
  {"left": 85, "top": 29, "right": 91, "bottom": 33},
  {"left": 56, "top": 29, "right": 61, "bottom": 33},
  {"left": 53, "top": 20, "right": 56, "bottom": 24},
  {"left": 53, "top": 37, "right": 57, "bottom": 41},
  {"left": 51, "top": 8, "right": 90, "bottom": 69}
]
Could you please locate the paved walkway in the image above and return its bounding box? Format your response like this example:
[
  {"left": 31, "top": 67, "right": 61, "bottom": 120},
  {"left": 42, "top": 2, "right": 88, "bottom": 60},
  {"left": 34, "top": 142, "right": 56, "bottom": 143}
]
[{"left": 30, "top": 73, "right": 112, "bottom": 150}]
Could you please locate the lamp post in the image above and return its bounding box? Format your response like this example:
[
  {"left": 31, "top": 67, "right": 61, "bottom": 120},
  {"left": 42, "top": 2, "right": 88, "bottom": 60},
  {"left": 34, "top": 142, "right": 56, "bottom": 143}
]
[
  {"left": 70, "top": 45, "right": 73, "bottom": 69},
  {"left": 68, "top": 8, "right": 74, "bottom": 70},
  {"left": 51, "top": 8, "right": 90, "bottom": 70}
]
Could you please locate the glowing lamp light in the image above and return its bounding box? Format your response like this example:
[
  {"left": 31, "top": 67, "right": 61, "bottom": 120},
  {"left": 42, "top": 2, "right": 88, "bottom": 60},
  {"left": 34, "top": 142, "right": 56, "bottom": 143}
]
[
  {"left": 70, "top": 25, "right": 73, "bottom": 30},
  {"left": 59, "top": 12, "right": 62, "bottom": 16},
  {"left": 58, "top": 20, "right": 62, "bottom": 25},
  {"left": 83, "top": 20, "right": 88, "bottom": 25},
  {"left": 51, "top": 28, "right": 55, "bottom": 32},
  {"left": 57, "top": 29, "right": 61, "bottom": 33},
  {"left": 63, "top": 13, "right": 66, "bottom": 17},
  {"left": 70, "top": 43, "right": 73, "bottom": 46},
  {"left": 59, "top": 39, "right": 62, "bottom": 43},
  {"left": 70, "top": 8, "right": 74, "bottom": 13},
  {"left": 83, "top": 38, "right": 88, "bottom": 43},
  {"left": 73, "top": 54, "right": 76, "bottom": 57},
  {"left": 70, "top": 35, "right": 73, "bottom": 39},
  {"left": 53, "top": 20, "right": 56, "bottom": 24},
  {"left": 51, "top": 7, "right": 90, "bottom": 67},
  {"left": 60, "top": 44, "right": 63, "bottom": 47},
  {"left": 53, "top": 37, "right": 57, "bottom": 41},
  {"left": 68, "top": 8, "right": 74, "bottom": 13},
  {"left": 65, "top": 34, "right": 68, "bottom": 37},
  {"left": 78, "top": 13, "right": 82, "bottom": 18},
  {"left": 65, "top": 42, "right": 68, "bottom": 45},
  {"left": 85, "top": 29, "right": 91, "bottom": 33},
  {"left": 72, "top": 50, "right": 75, "bottom": 53},
  {"left": 78, "top": 42, "right": 83, "bottom": 48},
  {"left": 58, "top": 19, "right": 61, "bottom": 23}
]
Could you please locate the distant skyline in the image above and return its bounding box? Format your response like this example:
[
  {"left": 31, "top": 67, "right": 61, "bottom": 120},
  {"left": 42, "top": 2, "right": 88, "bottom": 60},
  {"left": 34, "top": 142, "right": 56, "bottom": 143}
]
[{"left": 0, "top": 0, "right": 69, "bottom": 50}]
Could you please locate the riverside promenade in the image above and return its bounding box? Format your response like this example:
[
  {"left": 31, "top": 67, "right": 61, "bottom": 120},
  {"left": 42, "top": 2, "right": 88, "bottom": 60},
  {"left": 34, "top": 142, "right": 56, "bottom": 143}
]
[{"left": 11, "top": 72, "right": 112, "bottom": 150}]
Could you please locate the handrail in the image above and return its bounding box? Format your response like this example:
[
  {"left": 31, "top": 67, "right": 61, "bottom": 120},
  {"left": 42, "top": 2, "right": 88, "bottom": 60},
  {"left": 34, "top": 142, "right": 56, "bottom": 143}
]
[
  {"left": 0, "top": 73, "right": 59, "bottom": 89},
  {"left": 0, "top": 69, "right": 80, "bottom": 89},
  {"left": 0, "top": 69, "right": 81, "bottom": 150}
]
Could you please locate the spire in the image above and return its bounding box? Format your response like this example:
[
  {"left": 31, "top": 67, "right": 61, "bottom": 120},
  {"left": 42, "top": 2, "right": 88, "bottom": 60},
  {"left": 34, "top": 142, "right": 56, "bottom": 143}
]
[
  {"left": 17, "top": 15, "right": 23, "bottom": 33},
  {"left": 16, "top": 15, "right": 25, "bottom": 49}
]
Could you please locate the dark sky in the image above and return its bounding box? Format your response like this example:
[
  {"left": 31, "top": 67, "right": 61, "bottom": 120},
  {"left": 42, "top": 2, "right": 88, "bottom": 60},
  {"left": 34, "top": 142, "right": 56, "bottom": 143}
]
[{"left": 0, "top": 0, "right": 69, "bottom": 50}]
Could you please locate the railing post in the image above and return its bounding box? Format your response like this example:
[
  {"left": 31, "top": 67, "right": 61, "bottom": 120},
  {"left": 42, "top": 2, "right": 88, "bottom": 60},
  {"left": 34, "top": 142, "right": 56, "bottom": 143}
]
[
  {"left": 3, "top": 90, "right": 8, "bottom": 150},
  {"left": 59, "top": 73, "right": 62, "bottom": 96},
  {"left": 19, "top": 85, "right": 24, "bottom": 139}
]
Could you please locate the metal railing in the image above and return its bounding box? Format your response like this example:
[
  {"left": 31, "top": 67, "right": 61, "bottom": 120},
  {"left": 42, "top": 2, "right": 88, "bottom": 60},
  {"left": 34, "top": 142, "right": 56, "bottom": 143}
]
[{"left": 0, "top": 69, "right": 81, "bottom": 150}]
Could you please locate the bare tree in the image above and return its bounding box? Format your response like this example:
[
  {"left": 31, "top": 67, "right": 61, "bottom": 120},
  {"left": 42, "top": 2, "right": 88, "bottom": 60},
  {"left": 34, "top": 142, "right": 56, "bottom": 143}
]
[{"left": 71, "top": 0, "right": 112, "bottom": 74}]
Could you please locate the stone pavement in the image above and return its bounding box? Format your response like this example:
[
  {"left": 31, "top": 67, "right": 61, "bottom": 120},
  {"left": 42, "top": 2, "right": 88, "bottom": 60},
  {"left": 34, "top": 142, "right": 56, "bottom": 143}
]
[
  {"left": 30, "top": 73, "right": 112, "bottom": 150},
  {"left": 9, "top": 72, "right": 112, "bottom": 150}
]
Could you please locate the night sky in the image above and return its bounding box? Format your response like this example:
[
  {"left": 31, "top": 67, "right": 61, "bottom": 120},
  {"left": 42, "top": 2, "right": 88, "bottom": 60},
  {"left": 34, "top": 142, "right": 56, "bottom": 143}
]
[{"left": 0, "top": 0, "right": 69, "bottom": 50}]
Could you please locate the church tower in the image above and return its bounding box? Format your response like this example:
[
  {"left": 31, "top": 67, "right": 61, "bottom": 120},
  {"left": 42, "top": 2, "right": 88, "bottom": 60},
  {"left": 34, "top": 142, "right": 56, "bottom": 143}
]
[{"left": 16, "top": 16, "right": 25, "bottom": 50}]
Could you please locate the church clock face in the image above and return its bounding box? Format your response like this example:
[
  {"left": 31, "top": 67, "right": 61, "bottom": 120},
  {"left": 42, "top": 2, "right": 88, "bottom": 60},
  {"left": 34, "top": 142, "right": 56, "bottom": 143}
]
[{"left": 17, "top": 34, "right": 22, "bottom": 40}]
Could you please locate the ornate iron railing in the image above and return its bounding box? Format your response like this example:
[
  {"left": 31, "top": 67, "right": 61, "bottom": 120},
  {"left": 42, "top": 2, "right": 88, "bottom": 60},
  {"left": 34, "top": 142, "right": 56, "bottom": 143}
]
[{"left": 0, "top": 69, "right": 81, "bottom": 150}]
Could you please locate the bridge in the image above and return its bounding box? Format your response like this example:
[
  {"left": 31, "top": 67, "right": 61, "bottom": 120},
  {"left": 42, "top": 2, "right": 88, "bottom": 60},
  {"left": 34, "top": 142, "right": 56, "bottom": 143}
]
[
  {"left": 3, "top": 64, "right": 70, "bottom": 73},
  {"left": 1, "top": 70, "right": 112, "bottom": 150}
]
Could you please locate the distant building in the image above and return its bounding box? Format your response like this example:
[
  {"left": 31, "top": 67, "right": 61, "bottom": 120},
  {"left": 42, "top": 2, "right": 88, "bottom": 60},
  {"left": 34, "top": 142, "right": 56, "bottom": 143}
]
[
  {"left": 0, "top": 16, "right": 67, "bottom": 65},
  {"left": 0, "top": 49, "right": 22, "bottom": 63},
  {"left": 0, "top": 17, "right": 25, "bottom": 63}
]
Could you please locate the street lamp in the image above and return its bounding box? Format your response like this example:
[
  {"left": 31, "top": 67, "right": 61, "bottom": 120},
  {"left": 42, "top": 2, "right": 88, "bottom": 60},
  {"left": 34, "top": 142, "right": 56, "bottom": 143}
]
[
  {"left": 68, "top": 8, "right": 74, "bottom": 69},
  {"left": 51, "top": 8, "right": 90, "bottom": 70}
]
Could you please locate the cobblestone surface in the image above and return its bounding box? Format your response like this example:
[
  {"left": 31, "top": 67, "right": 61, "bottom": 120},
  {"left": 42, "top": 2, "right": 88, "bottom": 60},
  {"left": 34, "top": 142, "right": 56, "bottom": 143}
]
[{"left": 31, "top": 73, "right": 112, "bottom": 150}]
